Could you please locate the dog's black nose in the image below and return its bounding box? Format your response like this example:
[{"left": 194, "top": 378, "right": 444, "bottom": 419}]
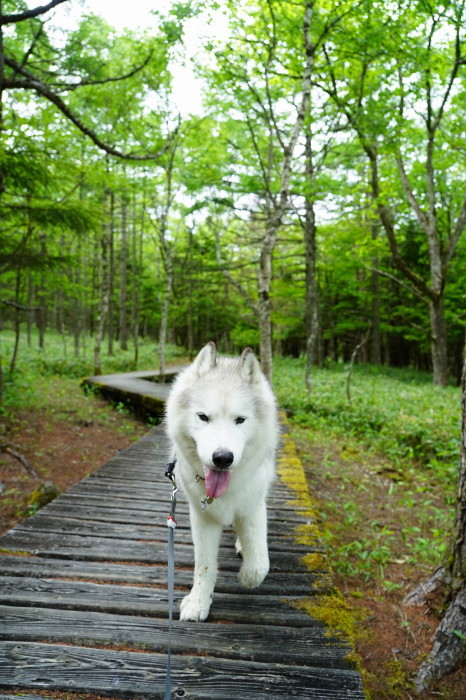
[{"left": 212, "top": 449, "right": 234, "bottom": 470}]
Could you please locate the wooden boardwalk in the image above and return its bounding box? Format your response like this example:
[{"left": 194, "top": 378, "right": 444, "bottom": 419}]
[
  {"left": 0, "top": 384, "right": 365, "bottom": 698},
  {"left": 82, "top": 367, "right": 187, "bottom": 417}
]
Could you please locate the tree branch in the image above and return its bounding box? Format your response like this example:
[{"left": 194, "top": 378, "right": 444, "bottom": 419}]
[
  {"left": 213, "top": 228, "right": 258, "bottom": 316},
  {"left": 0, "top": 0, "right": 69, "bottom": 25},
  {"left": 48, "top": 53, "right": 154, "bottom": 92},
  {"left": 444, "top": 187, "right": 466, "bottom": 270},
  {"left": 0, "top": 299, "right": 39, "bottom": 311},
  {"left": 3, "top": 56, "right": 179, "bottom": 161},
  {"left": 1, "top": 445, "right": 40, "bottom": 479},
  {"left": 395, "top": 153, "right": 430, "bottom": 234},
  {"left": 360, "top": 262, "right": 426, "bottom": 301}
]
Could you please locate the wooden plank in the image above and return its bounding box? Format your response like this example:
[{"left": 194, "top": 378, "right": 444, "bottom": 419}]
[
  {"left": 85, "top": 366, "right": 186, "bottom": 383},
  {"left": 11, "top": 514, "right": 312, "bottom": 553},
  {"left": 0, "top": 531, "right": 320, "bottom": 569},
  {"left": 36, "top": 501, "right": 309, "bottom": 538},
  {"left": 0, "top": 696, "right": 47, "bottom": 700},
  {"left": 0, "top": 556, "right": 327, "bottom": 595},
  {"left": 11, "top": 500, "right": 312, "bottom": 534},
  {"left": 79, "top": 479, "right": 301, "bottom": 509},
  {"left": 0, "top": 641, "right": 365, "bottom": 698},
  {"left": 0, "top": 576, "right": 315, "bottom": 627},
  {"left": 0, "top": 606, "right": 352, "bottom": 668},
  {"left": 46, "top": 493, "right": 308, "bottom": 522}
]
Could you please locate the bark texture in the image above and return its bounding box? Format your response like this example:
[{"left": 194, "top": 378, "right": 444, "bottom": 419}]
[{"left": 410, "top": 349, "right": 466, "bottom": 690}]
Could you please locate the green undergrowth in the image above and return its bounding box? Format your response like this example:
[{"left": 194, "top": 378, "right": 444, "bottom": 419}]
[
  {"left": 273, "top": 357, "right": 460, "bottom": 581},
  {"left": 0, "top": 330, "right": 186, "bottom": 412},
  {"left": 295, "top": 424, "right": 455, "bottom": 582},
  {"left": 274, "top": 356, "right": 460, "bottom": 488},
  {"left": 274, "top": 358, "right": 461, "bottom": 697}
]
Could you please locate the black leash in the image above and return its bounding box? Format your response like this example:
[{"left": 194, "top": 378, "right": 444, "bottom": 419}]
[{"left": 164, "top": 459, "right": 177, "bottom": 700}]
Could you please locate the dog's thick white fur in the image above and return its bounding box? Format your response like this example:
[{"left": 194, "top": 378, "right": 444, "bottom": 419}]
[{"left": 165, "top": 342, "right": 279, "bottom": 622}]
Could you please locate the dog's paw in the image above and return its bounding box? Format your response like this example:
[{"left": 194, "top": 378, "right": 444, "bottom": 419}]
[
  {"left": 179, "top": 592, "right": 211, "bottom": 622},
  {"left": 235, "top": 537, "right": 243, "bottom": 558},
  {"left": 238, "top": 561, "right": 269, "bottom": 589}
]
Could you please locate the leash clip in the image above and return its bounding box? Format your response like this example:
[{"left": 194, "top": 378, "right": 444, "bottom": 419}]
[
  {"left": 201, "top": 496, "right": 214, "bottom": 511},
  {"left": 165, "top": 459, "right": 177, "bottom": 480},
  {"left": 166, "top": 460, "right": 178, "bottom": 528}
]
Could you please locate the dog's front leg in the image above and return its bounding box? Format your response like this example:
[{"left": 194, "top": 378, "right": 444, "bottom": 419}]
[
  {"left": 235, "top": 499, "right": 269, "bottom": 589},
  {"left": 180, "top": 507, "right": 222, "bottom": 622}
]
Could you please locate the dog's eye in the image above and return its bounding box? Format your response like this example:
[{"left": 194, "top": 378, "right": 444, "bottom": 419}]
[
  {"left": 235, "top": 416, "right": 246, "bottom": 425},
  {"left": 198, "top": 413, "right": 210, "bottom": 422}
]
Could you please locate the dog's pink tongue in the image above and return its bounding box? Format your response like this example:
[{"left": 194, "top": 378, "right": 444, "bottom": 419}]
[{"left": 205, "top": 467, "right": 231, "bottom": 499}]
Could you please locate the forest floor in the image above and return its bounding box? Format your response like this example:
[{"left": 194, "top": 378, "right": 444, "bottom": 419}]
[
  {"left": 0, "top": 379, "right": 465, "bottom": 699},
  {"left": 0, "top": 377, "right": 148, "bottom": 535},
  {"left": 293, "top": 426, "right": 466, "bottom": 700}
]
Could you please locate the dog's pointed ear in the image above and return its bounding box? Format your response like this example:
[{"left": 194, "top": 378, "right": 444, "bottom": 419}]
[
  {"left": 240, "top": 347, "right": 262, "bottom": 383},
  {"left": 193, "top": 341, "right": 217, "bottom": 377}
]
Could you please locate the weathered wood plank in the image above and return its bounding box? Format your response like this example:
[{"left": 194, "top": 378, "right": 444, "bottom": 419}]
[
  {"left": 0, "top": 576, "right": 315, "bottom": 627},
  {"left": 44, "top": 493, "right": 308, "bottom": 522},
  {"left": 0, "top": 696, "right": 47, "bottom": 700},
  {"left": 12, "top": 514, "right": 312, "bottom": 553},
  {"left": 35, "top": 502, "right": 310, "bottom": 539},
  {"left": 85, "top": 366, "right": 186, "bottom": 384},
  {"left": 65, "top": 481, "right": 301, "bottom": 512},
  {"left": 0, "top": 641, "right": 365, "bottom": 698},
  {"left": 0, "top": 555, "right": 328, "bottom": 595},
  {"left": 0, "top": 606, "right": 352, "bottom": 668},
  {"left": 0, "top": 531, "right": 321, "bottom": 569}
]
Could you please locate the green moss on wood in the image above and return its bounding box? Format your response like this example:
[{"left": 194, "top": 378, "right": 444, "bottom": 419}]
[{"left": 278, "top": 414, "right": 362, "bottom": 672}]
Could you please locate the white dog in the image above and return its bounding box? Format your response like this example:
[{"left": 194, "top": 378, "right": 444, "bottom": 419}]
[{"left": 165, "top": 342, "right": 279, "bottom": 622}]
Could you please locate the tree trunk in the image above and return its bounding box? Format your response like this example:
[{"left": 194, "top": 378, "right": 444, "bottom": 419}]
[
  {"left": 370, "top": 265, "right": 382, "bottom": 365},
  {"left": 37, "top": 233, "right": 46, "bottom": 349},
  {"left": 158, "top": 254, "right": 172, "bottom": 383},
  {"left": 370, "top": 213, "right": 382, "bottom": 365},
  {"left": 366, "top": 146, "right": 451, "bottom": 384},
  {"left": 93, "top": 191, "right": 111, "bottom": 376},
  {"left": 131, "top": 188, "right": 138, "bottom": 365},
  {"left": 187, "top": 232, "right": 194, "bottom": 360},
  {"left": 303, "top": 127, "right": 319, "bottom": 393},
  {"left": 119, "top": 186, "right": 128, "bottom": 351},
  {"left": 9, "top": 271, "right": 21, "bottom": 373},
  {"left": 257, "top": 216, "right": 277, "bottom": 382},
  {"left": 154, "top": 147, "right": 177, "bottom": 382},
  {"left": 429, "top": 295, "right": 450, "bottom": 386},
  {"left": 72, "top": 250, "right": 81, "bottom": 357},
  {"left": 107, "top": 191, "right": 115, "bottom": 355},
  {"left": 26, "top": 273, "right": 33, "bottom": 347},
  {"left": 450, "top": 362, "right": 466, "bottom": 587},
  {"left": 412, "top": 344, "right": 466, "bottom": 691}
]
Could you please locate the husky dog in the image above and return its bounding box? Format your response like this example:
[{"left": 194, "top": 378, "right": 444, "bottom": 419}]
[{"left": 165, "top": 342, "right": 279, "bottom": 622}]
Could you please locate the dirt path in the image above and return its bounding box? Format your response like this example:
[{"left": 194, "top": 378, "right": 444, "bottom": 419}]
[{"left": 0, "top": 379, "right": 148, "bottom": 534}]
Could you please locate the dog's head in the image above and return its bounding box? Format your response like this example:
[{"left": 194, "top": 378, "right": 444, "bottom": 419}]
[{"left": 167, "top": 342, "right": 271, "bottom": 498}]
